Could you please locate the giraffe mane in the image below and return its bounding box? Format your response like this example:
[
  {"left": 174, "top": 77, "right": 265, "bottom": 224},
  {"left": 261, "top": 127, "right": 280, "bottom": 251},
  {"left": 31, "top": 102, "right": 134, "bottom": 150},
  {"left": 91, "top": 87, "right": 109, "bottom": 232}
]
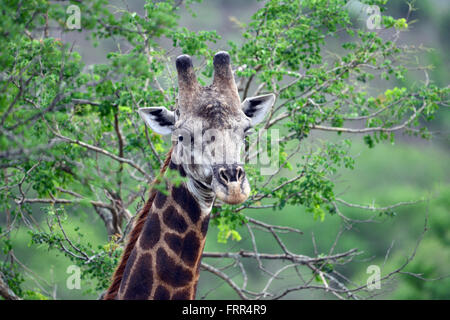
[{"left": 103, "top": 147, "right": 174, "bottom": 300}]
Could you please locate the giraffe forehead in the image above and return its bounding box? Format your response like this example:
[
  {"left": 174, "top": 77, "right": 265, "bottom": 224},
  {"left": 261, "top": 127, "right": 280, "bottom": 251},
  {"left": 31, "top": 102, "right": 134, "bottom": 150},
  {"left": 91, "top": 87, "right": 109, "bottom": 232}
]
[
  {"left": 195, "top": 100, "right": 240, "bottom": 125},
  {"left": 177, "top": 109, "right": 248, "bottom": 132},
  {"left": 178, "top": 86, "right": 242, "bottom": 124}
]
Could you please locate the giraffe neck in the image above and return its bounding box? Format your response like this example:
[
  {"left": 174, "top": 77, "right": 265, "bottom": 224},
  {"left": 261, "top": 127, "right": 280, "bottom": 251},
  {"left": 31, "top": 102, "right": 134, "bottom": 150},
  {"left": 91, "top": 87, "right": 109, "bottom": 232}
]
[{"left": 117, "top": 161, "right": 214, "bottom": 300}]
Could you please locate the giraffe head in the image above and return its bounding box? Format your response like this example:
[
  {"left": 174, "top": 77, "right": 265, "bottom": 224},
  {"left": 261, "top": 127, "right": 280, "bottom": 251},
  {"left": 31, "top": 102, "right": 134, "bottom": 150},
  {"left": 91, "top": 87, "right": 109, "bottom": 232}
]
[{"left": 139, "top": 52, "right": 275, "bottom": 206}]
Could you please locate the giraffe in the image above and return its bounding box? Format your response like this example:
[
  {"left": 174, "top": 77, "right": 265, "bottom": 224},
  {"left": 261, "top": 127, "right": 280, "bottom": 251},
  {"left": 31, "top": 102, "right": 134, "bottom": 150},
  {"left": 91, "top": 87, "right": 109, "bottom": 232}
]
[{"left": 104, "top": 51, "right": 275, "bottom": 300}]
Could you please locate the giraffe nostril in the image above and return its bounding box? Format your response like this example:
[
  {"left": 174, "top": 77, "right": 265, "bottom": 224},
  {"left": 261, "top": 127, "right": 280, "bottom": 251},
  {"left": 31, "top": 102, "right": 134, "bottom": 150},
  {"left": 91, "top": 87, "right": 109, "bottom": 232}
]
[
  {"left": 217, "top": 167, "right": 245, "bottom": 184},
  {"left": 236, "top": 167, "right": 245, "bottom": 181},
  {"left": 219, "top": 169, "right": 229, "bottom": 183}
]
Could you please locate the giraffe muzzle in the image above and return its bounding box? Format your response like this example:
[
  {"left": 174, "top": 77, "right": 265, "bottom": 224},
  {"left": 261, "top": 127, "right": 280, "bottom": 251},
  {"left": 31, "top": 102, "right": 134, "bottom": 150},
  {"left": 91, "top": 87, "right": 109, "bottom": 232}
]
[{"left": 212, "top": 165, "right": 250, "bottom": 204}]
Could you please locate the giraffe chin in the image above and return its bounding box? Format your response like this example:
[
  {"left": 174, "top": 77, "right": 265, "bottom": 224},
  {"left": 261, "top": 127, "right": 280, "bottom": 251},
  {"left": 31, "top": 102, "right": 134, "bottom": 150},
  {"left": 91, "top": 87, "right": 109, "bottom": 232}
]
[{"left": 213, "top": 181, "right": 250, "bottom": 205}]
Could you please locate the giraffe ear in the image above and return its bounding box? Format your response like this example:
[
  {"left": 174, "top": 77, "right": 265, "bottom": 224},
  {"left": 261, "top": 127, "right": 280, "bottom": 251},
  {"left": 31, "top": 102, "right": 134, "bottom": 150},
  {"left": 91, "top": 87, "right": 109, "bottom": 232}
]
[
  {"left": 138, "top": 107, "right": 175, "bottom": 135},
  {"left": 241, "top": 94, "right": 276, "bottom": 126}
]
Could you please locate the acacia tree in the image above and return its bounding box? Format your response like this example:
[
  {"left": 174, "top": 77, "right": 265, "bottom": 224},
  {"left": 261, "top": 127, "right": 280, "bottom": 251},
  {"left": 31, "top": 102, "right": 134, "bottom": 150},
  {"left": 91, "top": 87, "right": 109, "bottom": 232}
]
[{"left": 0, "top": 0, "right": 448, "bottom": 300}]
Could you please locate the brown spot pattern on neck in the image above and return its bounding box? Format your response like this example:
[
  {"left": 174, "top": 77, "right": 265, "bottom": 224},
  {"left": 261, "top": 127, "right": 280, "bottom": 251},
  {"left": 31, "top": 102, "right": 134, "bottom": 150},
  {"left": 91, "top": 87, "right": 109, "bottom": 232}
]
[{"left": 116, "top": 161, "right": 211, "bottom": 300}]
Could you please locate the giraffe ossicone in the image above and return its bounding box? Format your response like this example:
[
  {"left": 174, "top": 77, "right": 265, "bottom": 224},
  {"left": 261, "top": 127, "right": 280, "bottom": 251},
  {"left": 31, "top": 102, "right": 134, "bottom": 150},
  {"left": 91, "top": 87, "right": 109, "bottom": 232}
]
[{"left": 105, "top": 51, "right": 276, "bottom": 300}]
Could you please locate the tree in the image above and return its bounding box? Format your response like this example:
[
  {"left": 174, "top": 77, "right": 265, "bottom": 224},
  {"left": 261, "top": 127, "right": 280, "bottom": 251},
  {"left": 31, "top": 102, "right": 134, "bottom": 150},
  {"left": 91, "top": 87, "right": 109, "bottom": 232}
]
[{"left": 0, "top": 0, "right": 448, "bottom": 300}]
